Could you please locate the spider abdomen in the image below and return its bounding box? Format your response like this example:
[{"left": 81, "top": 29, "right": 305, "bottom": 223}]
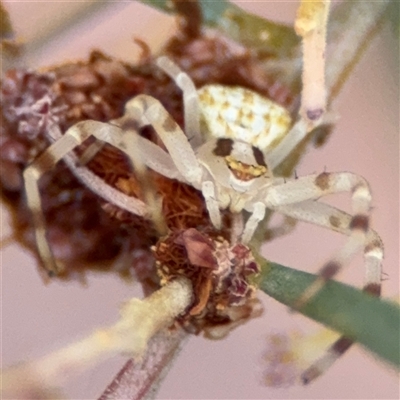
[{"left": 198, "top": 85, "right": 292, "bottom": 153}]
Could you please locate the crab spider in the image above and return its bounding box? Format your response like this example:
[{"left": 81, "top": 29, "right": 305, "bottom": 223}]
[
  {"left": 23, "top": 52, "right": 383, "bottom": 382},
  {"left": 24, "top": 55, "right": 382, "bottom": 293},
  {"left": 23, "top": 60, "right": 383, "bottom": 380},
  {"left": 20, "top": 0, "right": 385, "bottom": 386}
]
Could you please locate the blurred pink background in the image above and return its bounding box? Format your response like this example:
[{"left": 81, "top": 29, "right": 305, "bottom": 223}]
[{"left": 2, "top": 1, "right": 399, "bottom": 399}]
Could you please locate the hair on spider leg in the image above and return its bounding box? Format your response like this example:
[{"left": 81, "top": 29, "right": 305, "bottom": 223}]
[
  {"left": 380, "top": 271, "right": 390, "bottom": 281},
  {"left": 312, "top": 123, "right": 335, "bottom": 148}
]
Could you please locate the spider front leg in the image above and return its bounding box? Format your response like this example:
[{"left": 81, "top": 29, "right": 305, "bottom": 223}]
[
  {"left": 269, "top": 0, "right": 331, "bottom": 169},
  {"left": 79, "top": 56, "right": 203, "bottom": 165},
  {"left": 295, "top": 0, "right": 330, "bottom": 124},
  {"left": 201, "top": 181, "right": 222, "bottom": 229},
  {"left": 242, "top": 202, "right": 266, "bottom": 244},
  {"left": 276, "top": 200, "right": 383, "bottom": 296},
  {"left": 121, "top": 95, "right": 229, "bottom": 232},
  {"left": 23, "top": 120, "right": 148, "bottom": 275},
  {"left": 123, "top": 95, "right": 204, "bottom": 185},
  {"left": 263, "top": 171, "right": 372, "bottom": 306},
  {"left": 156, "top": 56, "right": 203, "bottom": 149},
  {"left": 275, "top": 200, "right": 383, "bottom": 383}
]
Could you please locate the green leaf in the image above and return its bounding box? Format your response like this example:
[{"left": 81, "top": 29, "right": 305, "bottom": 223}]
[
  {"left": 136, "top": 0, "right": 232, "bottom": 25},
  {"left": 256, "top": 258, "right": 400, "bottom": 368},
  {"left": 136, "top": 0, "right": 299, "bottom": 59}
]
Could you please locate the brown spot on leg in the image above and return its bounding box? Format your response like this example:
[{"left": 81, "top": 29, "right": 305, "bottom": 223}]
[
  {"left": 329, "top": 215, "right": 341, "bottom": 229},
  {"left": 320, "top": 261, "right": 340, "bottom": 280},
  {"left": 364, "top": 282, "right": 381, "bottom": 297},
  {"left": 301, "top": 366, "right": 321, "bottom": 385},
  {"left": 162, "top": 115, "right": 178, "bottom": 132},
  {"left": 34, "top": 149, "right": 58, "bottom": 175},
  {"left": 349, "top": 214, "right": 369, "bottom": 232},
  {"left": 365, "top": 239, "right": 382, "bottom": 254},
  {"left": 312, "top": 124, "right": 334, "bottom": 148},
  {"left": 301, "top": 336, "right": 354, "bottom": 385},
  {"left": 315, "top": 172, "right": 330, "bottom": 190},
  {"left": 332, "top": 337, "right": 353, "bottom": 355},
  {"left": 119, "top": 118, "right": 141, "bottom": 132}
]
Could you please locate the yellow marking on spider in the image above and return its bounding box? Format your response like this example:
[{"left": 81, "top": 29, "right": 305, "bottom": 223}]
[{"left": 225, "top": 155, "right": 267, "bottom": 181}]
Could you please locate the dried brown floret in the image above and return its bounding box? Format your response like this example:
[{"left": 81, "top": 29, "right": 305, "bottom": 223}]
[
  {"left": 0, "top": 54, "right": 158, "bottom": 279},
  {"left": 154, "top": 228, "right": 261, "bottom": 336}
]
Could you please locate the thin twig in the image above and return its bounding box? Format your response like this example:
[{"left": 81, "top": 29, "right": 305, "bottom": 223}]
[
  {"left": 98, "top": 329, "right": 189, "bottom": 400},
  {"left": 2, "top": 278, "right": 192, "bottom": 396}
]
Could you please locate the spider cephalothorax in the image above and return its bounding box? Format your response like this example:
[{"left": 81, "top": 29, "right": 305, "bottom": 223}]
[{"left": 213, "top": 138, "right": 269, "bottom": 182}]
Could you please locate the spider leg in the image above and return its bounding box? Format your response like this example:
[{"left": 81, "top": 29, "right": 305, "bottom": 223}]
[
  {"left": 79, "top": 56, "right": 203, "bottom": 165},
  {"left": 121, "top": 95, "right": 226, "bottom": 231},
  {"left": 275, "top": 200, "right": 383, "bottom": 383},
  {"left": 122, "top": 95, "right": 204, "bottom": 186},
  {"left": 295, "top": 0, "right": 330, "bottom": 124},
  {"left": 275, "top": 200, "right": 383, "bottom": 294},
  {"left": 269, "top": 119, "right": 309, "bottom": 169},
  {"left": 23, "top": 120, "right": 150, "bottom": 275},
  {"left": 156, "top": 56, "right": 203, "bottom": 149},
  {"left": 263, "top": 215, "right": 298, "bottom": 242},
  {"left": 118, "top": 128, "right": 169, "bottom": 236},
  {"left": 119, "top": 129, "right": 186, "bottom": 182},
  {"left": 269, "top": 112, "right": 336, "bottom": 170},
  {"left": 230, "top": 213, "right": 244, "bottom": 244},
  {"left": 49, "top": 122, "right": 183, "bottom": 205},
  {"left": 264, "top": 171, "right": 372, "bottom": 305},
  {"left": 201, "top": 181, "right": 222, "bottom": 229},
  {"left": 78, "top": 140, "right": 105, "bottom": 165},
  {"left": 119, "top": 95, "right": 228, "bottom": 229},
  {"left": 242, "top": 202, "right": 266, "bottom": 244},
  {"left": 269, "top": 0, "right": 331, "bottom": 169}
]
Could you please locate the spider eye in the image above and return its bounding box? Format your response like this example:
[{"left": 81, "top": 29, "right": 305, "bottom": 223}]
[
  {"left": 213, "top": 138, "right": 233, "bottom": 157},
  {"left": 252, "top": 146, "right": 267, "bottom": 167}
]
